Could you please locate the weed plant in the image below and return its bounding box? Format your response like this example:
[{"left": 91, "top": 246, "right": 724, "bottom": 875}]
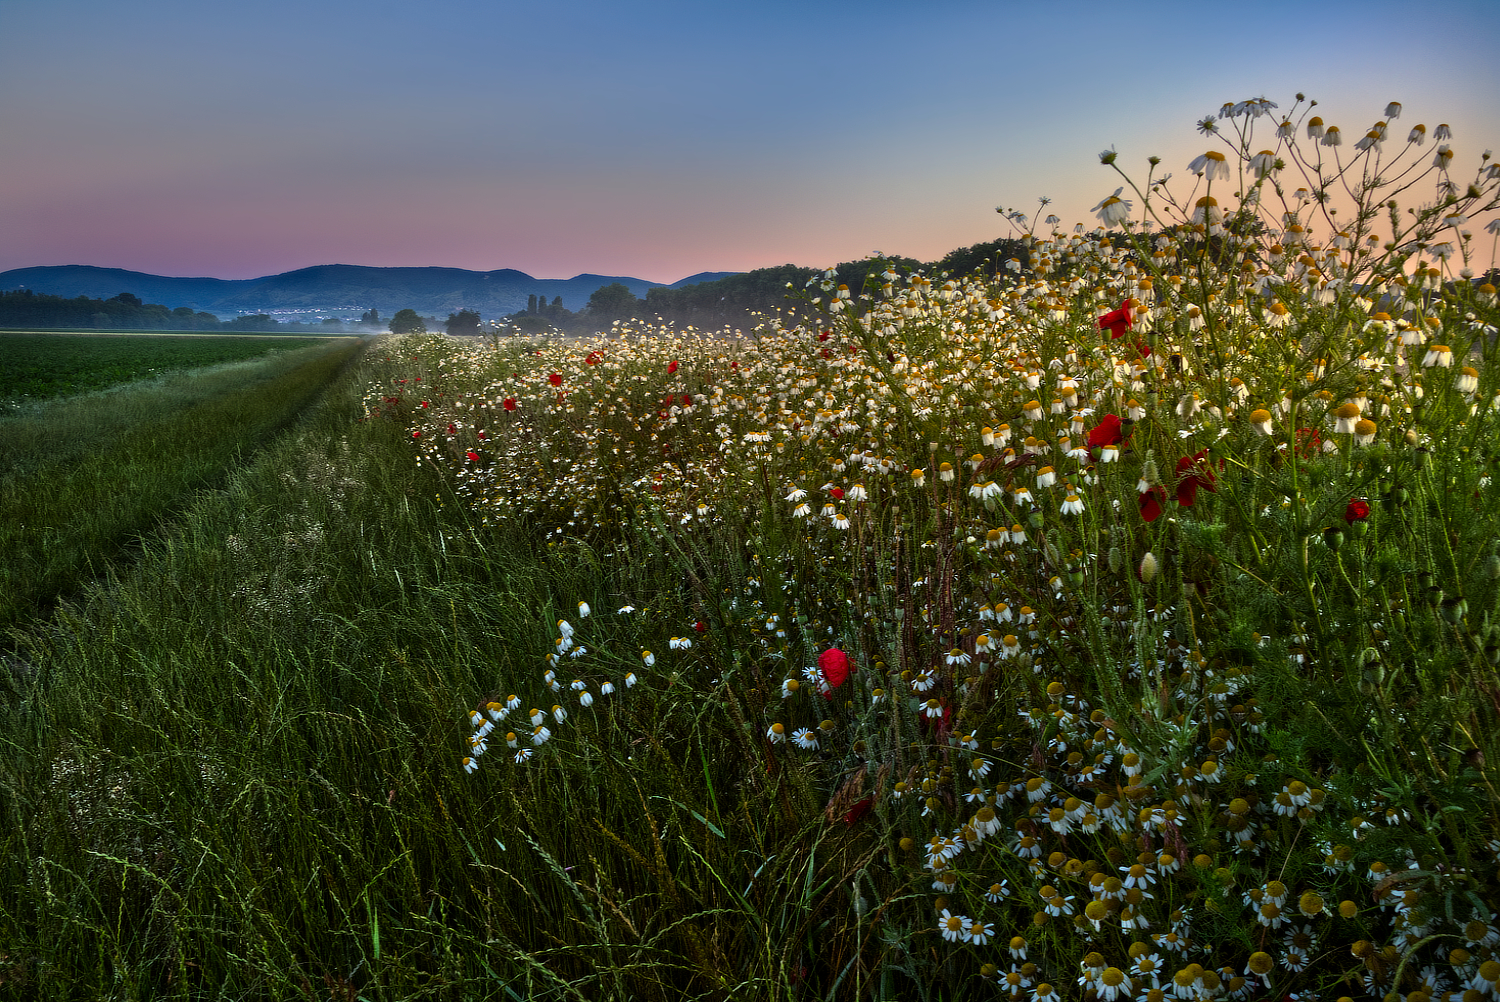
[{"left": 3, "top": 96, "right": 1500, "bottom": 1001}]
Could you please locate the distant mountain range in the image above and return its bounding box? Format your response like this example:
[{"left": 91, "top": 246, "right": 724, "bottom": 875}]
[{"left": 0, "top": 264, "right": 739, "bottom": 320}]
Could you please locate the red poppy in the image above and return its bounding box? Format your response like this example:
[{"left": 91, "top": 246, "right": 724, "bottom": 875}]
[
  {"left": 667, "top": 360, "right": 679, "bottom": 374},
  {"left": 420, "top": 401, "right": 429, "bottom": 408},
  {"left": 694, "top": 620, "right": 707, "bottom": 633},
  {"left": 1345, "top": 499, "right": 1370, "bottom": 522},
  {"left": 1295, "top": 427, "right": 1321, "bottom": 459},
  {"left": 829, "top": 487, "right": 845, "bottom": 500},
  {"left": 502, "top": 397, "right": 517, "bottom": 411},
  {"left": 842, "top": 796, "right": 874, "bottom": 827},
  {"left": 1098, "top": 300, "right": 1133, "bottom": 338},
  {"left": 414, "top": 376, "right": 422, "bottom": 382},
  {"left": 411, "top": 430, "right": 422, "bottom": 439},
  {"left": 1086, "top": 413, "right": 1124, "bottom": 450},
  {"left": 680, "top": 394, "right": 692, "bottom": 407},
  {"left": 1139, "top": 485, "right": 1167, "bottom": 523},
  {"left": 1174, "top": 449, "right": 1219, "bottom": 507},
  {"left": 821, "top": 348, "right": 832, "bottom": 359},
  {"left": 466, "top": 450, "right": 480, "bottom": 462},
  {"left": 477, "top": 430, "right": 487, "bottom": 440},
  {"left": 585, "top": 351, "right": 602, "bottom": 364},
  {"left": 446, "top": 423, "right": 457, "bottom": 435},
  {"left": 819, "top": 647, "right": 853, "bottom": 696},
  {"left": 548, "top": 373, "right": 563, "bottom": 387},
  {"left": 818, "top": 330, "right": 831, "bottom": 342}
]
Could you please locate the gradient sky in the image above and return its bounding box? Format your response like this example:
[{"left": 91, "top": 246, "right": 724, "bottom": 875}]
[{"left": 3, "top": 0, "right": 1497, "bottom": 283}]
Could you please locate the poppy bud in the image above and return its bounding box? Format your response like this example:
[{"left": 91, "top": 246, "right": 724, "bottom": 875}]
[
  {"left": 1108, "top": 546, "right": 1123, "bottom": 575},
  {"left": 1323, "top": 526, "right": 1344, "bottom": 551},
  {"left": 1486, "top": 555, "right": 1500, "bottom": 581},
  {"left": 1139, "top": 552, "right": 1158, "bottom": 583}
]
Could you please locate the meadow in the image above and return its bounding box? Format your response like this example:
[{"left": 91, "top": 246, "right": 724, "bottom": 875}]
[{"left": 3, "top": 97, "right": 1500, "bottom": 1001}]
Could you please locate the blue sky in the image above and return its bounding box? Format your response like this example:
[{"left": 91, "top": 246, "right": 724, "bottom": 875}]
[{"left": 2, "top": 0, "right": 1497, "bottom": 282}]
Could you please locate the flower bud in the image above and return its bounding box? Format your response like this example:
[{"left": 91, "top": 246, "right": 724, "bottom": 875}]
[
  {"left": 1108, "top": 546, "right": 1124, "bottom": 575},
  {"left": 1139, "top": 552, "right": 1158, "bottom": 583},
  {"left": 1323, "top": 526, "right": 1344, "bottom": 551},
  {"left": 1439, "top": 597, "right": 1467, "bottom": 624}
]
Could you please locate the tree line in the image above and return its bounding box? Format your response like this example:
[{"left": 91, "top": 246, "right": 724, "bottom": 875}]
[
  {"left": 587, "top": 237, "right": 1030, "bottom": 332},
  {"left": 0, "top": 290, "right": 388, "bottom": 332}
]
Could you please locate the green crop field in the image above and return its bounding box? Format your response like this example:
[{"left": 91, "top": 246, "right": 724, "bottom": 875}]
[{"left": 0, "top": 332, "right": 330, "bottom": 403}]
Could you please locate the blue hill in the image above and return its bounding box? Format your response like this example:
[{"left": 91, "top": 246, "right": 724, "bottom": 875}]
[{"left": 0, "top": 264, "right": 742, "bottom": 319}]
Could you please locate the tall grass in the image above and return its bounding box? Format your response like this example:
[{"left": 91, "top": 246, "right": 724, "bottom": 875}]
[{"left": 1, "top": 346, "right": 826, "bottom": 998}]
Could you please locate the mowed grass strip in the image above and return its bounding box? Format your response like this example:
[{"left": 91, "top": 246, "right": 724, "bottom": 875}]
[
  {"left": 0, "top": 331, "right": 327, "bottom": 403},
  {"left": 0, "top": 338, "right": 364, "bottom": 631}
]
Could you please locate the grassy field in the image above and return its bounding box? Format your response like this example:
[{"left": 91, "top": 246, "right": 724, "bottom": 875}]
[
  {"left": 3, "top": 98, "right": 1500, "bottom": 1001},
  {"left": 0, "top": 338, "right": 364, "bottom": 633},
  {"left": 0, "top": 332, "right": 333, "bottom": 404}
]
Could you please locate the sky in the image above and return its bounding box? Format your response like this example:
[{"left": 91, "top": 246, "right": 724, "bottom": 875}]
[{"left": 2, "top": 0, "right": 1498, "bottom": 283}]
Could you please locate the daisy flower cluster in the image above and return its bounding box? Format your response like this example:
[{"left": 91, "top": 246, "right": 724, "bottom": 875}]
[
  {"left": 368, "top": 95, "right": 1500, "bottom": 996},
  {"left": 363, "top": 330, "right": 745, "bottom": 541},
  {"left": 460, "top": 600, "right": 699, "bottom": 772}
]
